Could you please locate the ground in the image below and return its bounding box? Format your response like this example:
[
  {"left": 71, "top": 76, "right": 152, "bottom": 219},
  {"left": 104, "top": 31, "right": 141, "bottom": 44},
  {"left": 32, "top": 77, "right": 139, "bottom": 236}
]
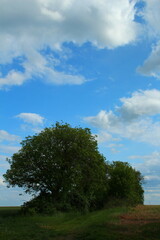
[{"left": 0, "top": 205, "right": 160, "bottom": 240}]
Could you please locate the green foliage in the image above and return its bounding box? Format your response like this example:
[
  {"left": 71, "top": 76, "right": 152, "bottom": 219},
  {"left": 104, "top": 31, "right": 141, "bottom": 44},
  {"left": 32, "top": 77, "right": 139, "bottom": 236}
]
[
  {"left": 4, "top": 122, "right": 144, "bottom": 213},
  {"left": 4, "top": 122, "right": 107, "bottom": 212},
  {"left": 107, "top": 161, "right": 144, "bottom": 205}
]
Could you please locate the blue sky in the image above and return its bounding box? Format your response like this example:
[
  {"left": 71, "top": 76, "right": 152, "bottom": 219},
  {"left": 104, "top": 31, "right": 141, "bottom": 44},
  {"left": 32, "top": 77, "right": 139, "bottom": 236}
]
[{"left": 1, "top": 0, "right": 160, "bottom": 206}]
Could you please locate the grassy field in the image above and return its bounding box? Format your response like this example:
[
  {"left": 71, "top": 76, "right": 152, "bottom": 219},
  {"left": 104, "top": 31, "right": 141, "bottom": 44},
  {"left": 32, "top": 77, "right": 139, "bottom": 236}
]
[{"left": 0, "top": 205, "right": 160, "bottom": 240}]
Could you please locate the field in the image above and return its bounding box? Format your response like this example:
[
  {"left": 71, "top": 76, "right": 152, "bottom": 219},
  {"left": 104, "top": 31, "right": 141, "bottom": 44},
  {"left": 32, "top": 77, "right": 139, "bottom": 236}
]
[{"left": 0, "top": 205, "right": 160, "bottom": 240}]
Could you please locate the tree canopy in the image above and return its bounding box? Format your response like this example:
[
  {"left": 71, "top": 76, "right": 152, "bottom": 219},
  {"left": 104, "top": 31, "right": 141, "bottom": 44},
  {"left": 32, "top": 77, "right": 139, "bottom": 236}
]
[
  {"left": 4, "top": 122, "right": 107, "bottom": 211},
  {"left": 4, "top": 122, "right": 144, "bottom": 212},
  {"left": 107, "top": 161, "right": 144, "bottom": 205}
]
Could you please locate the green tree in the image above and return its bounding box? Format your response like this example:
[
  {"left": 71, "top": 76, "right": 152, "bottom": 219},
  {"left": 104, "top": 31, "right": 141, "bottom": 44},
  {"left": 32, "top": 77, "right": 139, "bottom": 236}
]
[
  {"left": 4, "top": 122, "right": 107, "bottom": 212},
  {"left": 107, "top": 161, "right": 144, "bottom": 205}
]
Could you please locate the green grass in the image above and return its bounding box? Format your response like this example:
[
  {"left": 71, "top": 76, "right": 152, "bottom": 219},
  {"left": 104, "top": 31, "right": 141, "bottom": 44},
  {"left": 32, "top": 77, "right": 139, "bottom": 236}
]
[{"left": 0, "top": 205, "right": 160, "bottom": 240}]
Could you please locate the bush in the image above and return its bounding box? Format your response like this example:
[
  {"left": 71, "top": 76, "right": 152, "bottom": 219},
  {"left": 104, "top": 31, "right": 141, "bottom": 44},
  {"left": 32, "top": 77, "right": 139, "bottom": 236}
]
[
  {"left": 21, "top": 194, "right": 57, "bottom": 215},
  {"left": 107, "top": 161, "right": 144, "bottom": 206}
]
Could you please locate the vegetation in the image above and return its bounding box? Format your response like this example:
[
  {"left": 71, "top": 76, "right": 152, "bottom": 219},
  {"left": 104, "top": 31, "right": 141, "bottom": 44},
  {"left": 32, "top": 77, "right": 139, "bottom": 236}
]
[
  {"left": 107, "top": 161, "right": 144, "bottom": 205},
  {"left": 4, "top": 122, "right": 107, "bottom": 212},
  {"left": 4, "top": 122, "right": 144, "bottom": 213},
  {"left": 0, "top": 205, "right": 160, "bottom": 240}
]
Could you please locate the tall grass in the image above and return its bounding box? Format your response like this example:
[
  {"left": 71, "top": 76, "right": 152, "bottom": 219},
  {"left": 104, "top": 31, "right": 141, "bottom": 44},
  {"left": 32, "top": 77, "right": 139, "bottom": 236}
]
[{"left": 0, "top": 206, "right": 160, "bottom": 240}]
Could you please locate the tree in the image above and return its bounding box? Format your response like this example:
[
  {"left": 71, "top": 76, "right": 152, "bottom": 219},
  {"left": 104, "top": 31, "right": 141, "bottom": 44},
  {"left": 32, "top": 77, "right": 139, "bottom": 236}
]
[
  {"left": 4, "top": 122, "right": 107, "bottom": 212},
  {"left": 107, "top": 161, "right": 144, "bottom": 205}
]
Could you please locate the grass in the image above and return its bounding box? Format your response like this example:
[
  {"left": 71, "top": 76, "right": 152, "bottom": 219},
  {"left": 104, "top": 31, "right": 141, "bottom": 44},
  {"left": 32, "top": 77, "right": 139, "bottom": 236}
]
[{"left": 0, "top": 205, "right": 160, "bottom": 239}]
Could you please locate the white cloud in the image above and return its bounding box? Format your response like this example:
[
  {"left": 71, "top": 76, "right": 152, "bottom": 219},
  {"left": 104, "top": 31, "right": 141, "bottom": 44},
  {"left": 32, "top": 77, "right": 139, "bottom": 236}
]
[
  {"left": 110, "top": 148, "right": 120, "bottom": 154},
  {"left": 142, "top": 0, "right": 160, "bottom": 36},
  {"left": 108, "top": 143, "right": 124, "bottom": 148},
  {"left": 129, "top": 151, "right": 160, "bottom": 189},
  {"left": 0, "top": 145, "right": 20, "bottom": 154},
  {"left": 144, "top": 190, "right": 160, "bottom": 204},
  {"left": 145, "top": 175, "right": 160, "bottom": 181},
  {"left": 0, "top": 131, "right": 20, "bottom": 160},
  {"left": 0, "top": 0, "right": 141, "bottom": 88},
  {"left": 119, "top": 89, "right": 160, "bottom": 119},
  {"left": 96, "top": 132, "right": 114, "bottom": 143},
  {"left": 129, "top": 151, "right": 160, "bottom": 205},
  {"left": 145, "top": 188, "right": 160, "bottom": 193},
  {"left": 0, "top": 176, "right": 5, "bottom": 186},
  {"left": 107, "top": 143, "right": 124, "bottom": 154},
  {"left": 95, "top": 131, "right": 122, "bottom": 154},
  {"left": 0, "top": 70, "right": 29, "bottom": 88},
  {"left": 137, "top": 0, "right": 160, "bottom": 78},
  {"left": 0, "top": 130, "right": 20, "bottom": 142},
  {"left": 131, "top": 151, "right": 160, "bottom": 172},
  {"left": 0, "top": 154, "right": 11, "bottom": 169},
  {"left": 16, "top": 113, "right": 45, "bottom": 125},
  {"left": 138, "top": 41, "right": 160, "bottom": 78},
  {"left": 84, "top": 89, "right": 160, "bottom": 146},
  {"left": 0, "top": 155, "right": 8, "bottom": 162},
  {"left": 0, "top": 188, "right": 31, "bottom": 206}
]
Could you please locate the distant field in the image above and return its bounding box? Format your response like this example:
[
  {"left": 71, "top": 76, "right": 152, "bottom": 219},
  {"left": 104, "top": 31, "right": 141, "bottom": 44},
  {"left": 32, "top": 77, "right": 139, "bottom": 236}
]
[{"left": 0, "top": 205, "right": 160, "bottom": 240}]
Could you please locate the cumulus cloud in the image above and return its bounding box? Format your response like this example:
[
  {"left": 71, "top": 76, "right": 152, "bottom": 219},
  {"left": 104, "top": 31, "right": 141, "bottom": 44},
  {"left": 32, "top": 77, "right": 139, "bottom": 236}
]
[
  {"left": 137, "top": 0, "right": 160, "bottom": 78},
  {"left": 16, "top": 113, "right": 45, "bottom": 125},
  {"left": 1, "top": 0, "right": 160, "bottom": 86},
  {"left": 131, "top": 151, "right": 160, "bottom": 172},
  {"left": 0, "top": 145, "right": 20, "bottom": 154},
  {"left": 138, "top": 41, "right": 160, "bottom": 78},
  {"left": 142, "top": 0, "right": 160, "bottom": 36},
  {"left": 130, "top": 151, "right": 160, "bottom": 200},
  {"left": 0, "top": 130, "right": 20, "bottom": 142},
  {"left": 128, "top": 150, "right": 160, "bottom": 204},
  {"left": 0, "top": 0, "right": 141, "bottom": 88},
  {"left": 96, "top": 131, "right": 115, "bottom": 143},
  {"left": 94, "top": 131, "right": 122, "bottom": 153},
  {"left": 84, "top": 89, "right": 160, "bottom": 146},
  {"left": 119, "top": 89, "right": 160, "bottom": 119}
]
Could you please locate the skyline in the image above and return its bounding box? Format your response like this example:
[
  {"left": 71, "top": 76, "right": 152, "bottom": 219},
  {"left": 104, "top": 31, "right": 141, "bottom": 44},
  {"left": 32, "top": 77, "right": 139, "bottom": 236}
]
[{"left": 1, "top": 0, "right": 160, "bottom": 205}]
